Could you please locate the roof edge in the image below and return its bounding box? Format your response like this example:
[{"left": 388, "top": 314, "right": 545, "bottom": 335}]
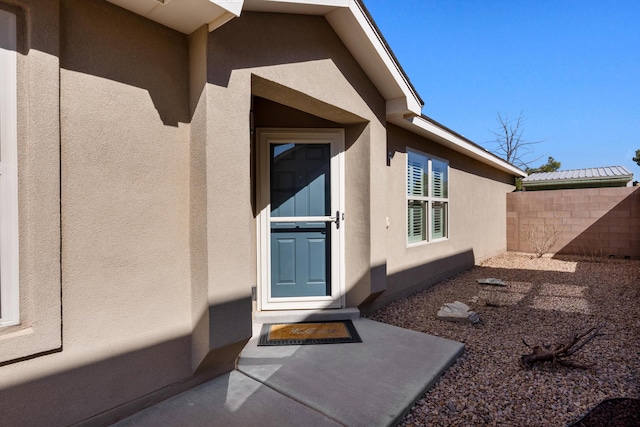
[
  {"left": 325, "top": 1, "right": 423, "bottom": 118},
  {"left": 523, "top": 176, "right": 633, "bottom": 187},
  {"left": 389, "top": 114, "right": 526, "bottom": 178},
  {"left": 353, "top": 0, "right": 423, "bottom": 106}
]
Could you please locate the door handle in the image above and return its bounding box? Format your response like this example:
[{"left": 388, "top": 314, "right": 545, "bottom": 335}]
[{"left": 332, "top": 210, "right": 340, "bottom": 229}]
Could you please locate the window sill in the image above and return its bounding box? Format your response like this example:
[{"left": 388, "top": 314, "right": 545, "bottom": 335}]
[{"left": 407, "top": 237, "right": 449, "bottom": 248}]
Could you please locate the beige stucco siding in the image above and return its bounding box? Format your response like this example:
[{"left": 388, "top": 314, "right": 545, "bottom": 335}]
[
  {"left": 0, "top": 2, "right": 519, "bottom": 425},
  {"left": 1, "top": 1, "right": 194, "bottom": 425},
  {"left": 206, "top": 11, "right": 388, "bottom": 308},
  {"left": 374, "top": 124, "right": 514, "bottom": 309},
  {"left": 61, "top": 0, "right": 192, "bottom": 349}
]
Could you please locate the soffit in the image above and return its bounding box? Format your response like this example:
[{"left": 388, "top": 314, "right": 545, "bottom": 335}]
[
  {"left": 252, "top": 75, "right": 365, "bottom": 124},
  {"left": 106, "top": 0, "right": 243, "bottom": 34}
]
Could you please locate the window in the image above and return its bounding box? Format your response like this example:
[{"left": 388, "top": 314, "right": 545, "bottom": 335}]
[
  {"left": 407, "top": 149, "right": 448, "bottom": 244},
  {"left": 0, "top": 9, "right": 19, "bottom": 326}
]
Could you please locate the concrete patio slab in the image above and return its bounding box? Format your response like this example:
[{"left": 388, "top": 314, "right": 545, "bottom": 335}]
[
  {"left": 112, "top": 370, "right": 342, "bottom": 427},
  {"left": 111, "top": 318, "right": 464, "bottom": 427},
  {"left": 238, "top": 318, "right": 464, "bottom": 426}
]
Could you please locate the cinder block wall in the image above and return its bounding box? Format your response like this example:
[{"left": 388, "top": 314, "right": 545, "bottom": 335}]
[{"left": 507, "top": 187, "right": 640, "bottom": 259}]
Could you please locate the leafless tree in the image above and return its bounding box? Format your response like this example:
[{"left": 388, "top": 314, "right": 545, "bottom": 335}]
[{"left": 490, "top": 112, "right": 543, "bottom": 169}]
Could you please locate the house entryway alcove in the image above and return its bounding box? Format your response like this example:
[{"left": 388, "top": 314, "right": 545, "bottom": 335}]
[{"left": 250, "top": 91, "right": 369, "bottom": 323}]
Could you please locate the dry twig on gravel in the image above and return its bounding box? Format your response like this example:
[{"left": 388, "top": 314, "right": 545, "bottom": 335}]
[{"left": 521, "top": 323, "right": 606, "bottom": 369}]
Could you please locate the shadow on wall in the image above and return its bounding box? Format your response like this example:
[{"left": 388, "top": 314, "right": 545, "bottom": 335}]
[
  {"left": 360, "top": 249, "right": 476, "bottom": 314},
  {"left": 60, "top": 0, "right": 190, "bottom": 126},
  {"left": 207, "top": 12, "right": 385, "bottom": 123},
  {"left": 0, "top": 335, "right": 192, "bottom": 426},
  {"left": 0, "top": 296, "right": 252, "bottom": 427},
  {"left": 555, "top": 187, "right": 640, "bottom": 260}
]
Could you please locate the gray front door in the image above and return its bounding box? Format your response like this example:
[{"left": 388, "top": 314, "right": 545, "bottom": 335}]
[{"left": 258, "top": 129, "right": 344, "bottom": 310}]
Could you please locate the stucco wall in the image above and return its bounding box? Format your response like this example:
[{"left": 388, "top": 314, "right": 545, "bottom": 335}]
[
  {"left": 196, "top": 10, "right": 517, "bottom": 313},
  {"left": 507, "top": 187, "right": 640, "bottom": 259},
  {"left": 207, "top": 11, "right": 388, "bottom": 309},
  {"left": 364, "top": 124, "right": 515, "bottom": 311},
  {"left": 0, "top": 2, "right": 522, "bottom": 424},
  {"left": 0, "top": 1, "right": 197, "bottom": 425},
  {"left": 0, "top": 5, "right": 394, "bottom": 424}
]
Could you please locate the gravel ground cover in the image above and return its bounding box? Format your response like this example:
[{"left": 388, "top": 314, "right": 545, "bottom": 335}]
[{"left": 365, "top": 252, "right": 640, "bottom": 426}]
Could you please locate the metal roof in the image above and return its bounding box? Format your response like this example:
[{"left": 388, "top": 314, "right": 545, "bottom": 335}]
[{"left": 522, "top": 166, "right": 633, "bottom": 183}]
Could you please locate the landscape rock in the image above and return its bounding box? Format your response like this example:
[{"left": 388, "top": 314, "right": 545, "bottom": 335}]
[
  {"left": 437, "top": 301, "right": 480, "bottom": 324},
  {"left": 477, "top": 278, "right": 506, "bottom": 286}
]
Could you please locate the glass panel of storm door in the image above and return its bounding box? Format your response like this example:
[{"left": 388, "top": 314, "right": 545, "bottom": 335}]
[{"left": 270, "top": 143, "right": 331, "bottom": 297}]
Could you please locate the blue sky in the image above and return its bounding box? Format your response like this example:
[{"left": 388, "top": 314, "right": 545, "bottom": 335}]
[{"left": 364, "top": 0, "right": 640, "bottom": 176}]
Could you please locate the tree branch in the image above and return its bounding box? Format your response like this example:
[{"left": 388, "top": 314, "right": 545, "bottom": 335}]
[{"left": 520, "top": 323, "right": 605, "bottom": 369}]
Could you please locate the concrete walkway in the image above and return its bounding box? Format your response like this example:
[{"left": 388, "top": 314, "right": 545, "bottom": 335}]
[{"left": 113, "top": 318, "right": 464, "bottom": 427}]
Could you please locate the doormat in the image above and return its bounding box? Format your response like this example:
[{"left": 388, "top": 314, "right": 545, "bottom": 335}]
[{"left": 258, "top": 320, "right": 362, "bottom": 346}]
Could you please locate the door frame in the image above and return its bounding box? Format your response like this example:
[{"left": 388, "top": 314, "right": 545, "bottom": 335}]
[{"left": 256, "top": 128, "right": 345, "bottom": 311}]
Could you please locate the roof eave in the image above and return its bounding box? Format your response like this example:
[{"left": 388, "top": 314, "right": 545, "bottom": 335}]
[
  {"left": 108, "top": 0, "right": 424, "bottom": 120},
  {"left": 392, "top": 115, "right": 526, "bottom": 178},
  {"left": 324, "top": 1, "right": 423, "bottom": 119},
  {"left": 106, "top": 0, "right": 244, "bottom": 34}
]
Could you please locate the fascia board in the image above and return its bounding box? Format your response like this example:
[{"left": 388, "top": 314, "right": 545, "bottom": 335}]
[
  {"left": 392, "top": 115, "right": 526, "bottom": 178},
  {"left": 325, "top": 2, "right": 422, "bottom": 118},
  {"left": 386, "top": 96, "right": 422, "bottom": 121}
]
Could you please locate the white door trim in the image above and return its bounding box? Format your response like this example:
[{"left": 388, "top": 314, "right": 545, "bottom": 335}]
[
  {"left": 256, "top": 128, "right": 345, "bottom": 311},
  {"left": 0, "top": 10, "right": 19, "bottom": 326}
]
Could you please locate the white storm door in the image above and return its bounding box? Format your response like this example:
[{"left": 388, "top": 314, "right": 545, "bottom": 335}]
[{"left": 258, "top": 129, "right": 345, "bottom": 310}]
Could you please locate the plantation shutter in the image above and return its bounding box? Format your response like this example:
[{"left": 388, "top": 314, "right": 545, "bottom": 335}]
[
  {"left": 407, "top": 152, "right": 428, "bottom": 243},
  {"left": 407, "top": 201, "right": 425, "bottom": 243},
  {"left": 431, "top": 159, "right": 448, "bottom": 198},
  {"left": 432, "top": 202, "right": 446, "bottom": 239},
  {"left": 407, "top": 152, "right": 427, "bottom": 197},
  {"left": 407, "top": 151, "right": 449, "bottom": 244},
  {"left": 431, "top": 159, "right": 448, "bottom": 239}
]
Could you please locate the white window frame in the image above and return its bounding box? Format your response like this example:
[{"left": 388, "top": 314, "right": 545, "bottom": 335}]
[
  {"left": 406, "top": 148, "right": 449, "bottom": 246},
  {"left": 0, "top": 9, "right": 19, "bottom": 326}
]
